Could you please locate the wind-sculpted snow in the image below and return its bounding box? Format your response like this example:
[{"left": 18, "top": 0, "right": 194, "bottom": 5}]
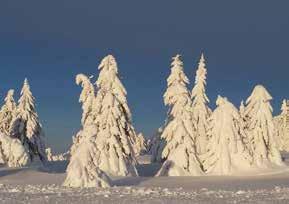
[{"left": 0, "top": 184, "right": 289, "bottom": 203}]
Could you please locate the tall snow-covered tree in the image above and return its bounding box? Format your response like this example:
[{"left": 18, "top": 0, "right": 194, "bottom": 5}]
[
  {"left": 156, "top": 54, "right": 203, "bottom": 176},
  {"left": 92, "top": 55, "right": 138, "bottom": 176},
  {"left": 191, "top": 53, "right": 211, "bottom": 155},
  {"left": 0, "top": 90, "right": 17, "bottom": 135},
  {"left": 10, "top": 79, "right": 46, "bottom": 163},
  {"left": 201, "top": 96, "right": 252, "bottom": 175},
  {"left": 245, "top": 85, "right": 283, "bottom": 167},
  {"left": 70, "top": 74, "right": 95, "bottom": 155}
]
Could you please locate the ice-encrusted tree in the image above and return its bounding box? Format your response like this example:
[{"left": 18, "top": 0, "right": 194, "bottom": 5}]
[
  {"left": 70, "top": 74, "right": 95, "bottom": 155},
  {"left": 92, "top": 55, "right": 138, "bottom": 176},
  {"left": 156, "top": 54, "right": 203, "bottom": 176},
  {"left": 0, "top": 90, "right": 17, "bottom": 135},
  {"left": 245, "top": 85, "right": 283, "bottom": 167},
  {"left": 201, "top": 96, "right": 252, "bottom": 175},
  {"left": 191, "top": 53, "right": 211, "bottom": 155},
  {"left": 10, "top": 79, "right": 46, "bottom": 163},
  {"left": 63, "top": 124, "right": 111, "bottom": 188}
]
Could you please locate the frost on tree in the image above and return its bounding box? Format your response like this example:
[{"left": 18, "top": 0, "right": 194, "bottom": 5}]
[
  {"left": 0, "top": 90, "right": 17, "bottom": 135},
  {"left": 245, "top": 85, "right": 283, "bottom": 167},
  {"left": 0, "top": 133, "right": 30, "bottom": 167},
  {"left": 191, "top": 53, "right": 211, "bottom": 155},
  {"left": 63, "top": 125, "right": 111, "bottom": 188},
  {"left": 274, "top": 99, "right": 289, "bottom": 151},
  {"left": 156, "top": 55, "right": 203, "bottom": 176},
  {"left": 134, "top": 133, "right": 147, "bottom": 156},
  {"left": 201, "top": 96, "right": 252, "bottom": 175},
  {"left": 93, "top": 55, "right": 138, "bottom": 176},
  {"left": 70, "top": 74, "right": 95, "bottom": 155},
  {"left": 10, "top": 79, "right": 47, "bottom": 163}
]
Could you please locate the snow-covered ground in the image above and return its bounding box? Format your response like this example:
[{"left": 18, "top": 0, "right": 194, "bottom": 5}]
[{"left": 1, "top": 155, "right": 289, "bottom": 203}]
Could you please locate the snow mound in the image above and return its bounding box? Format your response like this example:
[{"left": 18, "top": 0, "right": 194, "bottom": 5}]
[
  {"left": 0, "top": 134, "right": 30, "bottom": 167},
  {"left": 63, "top": 135, "right": 111, "bottom": 188}
]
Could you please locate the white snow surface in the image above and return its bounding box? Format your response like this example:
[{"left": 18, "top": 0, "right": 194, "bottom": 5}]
[{"left": 1, "top": 154, "right": 289, "bottom": 203}]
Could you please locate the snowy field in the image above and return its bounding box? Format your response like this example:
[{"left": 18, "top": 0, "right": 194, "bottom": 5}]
[{"left": 0, "top": 155, "right": 289, "bottom": 203}]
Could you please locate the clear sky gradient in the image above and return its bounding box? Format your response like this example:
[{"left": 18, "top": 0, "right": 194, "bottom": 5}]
[{"left": 0, "top": 1, "right": 289, "bottom": 152}]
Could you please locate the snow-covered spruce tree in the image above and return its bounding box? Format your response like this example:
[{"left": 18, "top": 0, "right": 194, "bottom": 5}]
[
  {"left": 92, "top": 55, "right": 138, "bottom": 176},
  {"left": 63, "top": 124, "right": 111, "bottom": 188},
  {"left": 245, "top": 85, "right": 283, "bottom": 167},
  {"left": 0, "top": 133, "right": 30, "bottom": 167},
  {"left": 0, "top": 90, "right": 17, "bottom": 135},
  {"left": 201, "top": 96, "right": 252, "bottom": 175},
  {"left": 156, "top": 54, "right": 203, "bottom": 176},
  {"left": 9, "top": 79, "right": 46, "bottom": 163},
  {"left": 70, "top": 74, "right": 95, "bottom": 155},
  {"left": 191, "top": 53, "right": 211, "bottom": 155}
]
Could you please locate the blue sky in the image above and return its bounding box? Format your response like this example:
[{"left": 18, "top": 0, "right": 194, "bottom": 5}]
[{"left": 0, "top": 1, "right": 289, "bottom": 152}]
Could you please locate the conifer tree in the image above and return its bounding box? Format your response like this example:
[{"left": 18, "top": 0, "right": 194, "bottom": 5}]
[
  {"left": 191, "top": 53, "right": 211, "bottom": 155},
  {"left": 92, "top": 55, "right": 138, "bottom": 176},
  {"left": 0, "top": 90, "right": 17, "bottom": 135},
  {"left": 245, "top": 85, "right": 283, "bottom": 167},
  {"left": 156, "top": 55, "right": 203, "bottom": 176},
  {"left": 10, "top": 79, "right": 46, "bottom": 163},
  {"left": 201, "top": 96, "right": 252, "bottom": 175}
]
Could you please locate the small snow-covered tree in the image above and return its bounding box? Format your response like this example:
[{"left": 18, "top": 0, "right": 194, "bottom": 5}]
[
  {"left": 10, "top": 79, "right": 46, "bottom": 163},
  {"left": 245, "top": 85, "right": 283, "bottom": 167},
  {"left": 0, "top": 133, "right": 30, "bottom": 167},
  {"left": 93, "top": 55, "right": 138, "bottom": 176},
  {"left": 134, "top": 133, "right": 147, "bottom": 156},
  {"left": 70, "top": 74, "right": 95, "bottom": 155},
  {"left": 201, "top": 96, "right": 252, "bottom": 175},
  {"left": 156, "top": 55, "right": 203, "bottom": 176},
  {"left": 63, "top": 125, "right": 111, "bottom": 188},
  {"left": 191, "top": 53, "right": 211, "bottom": 155},
  {"left": 45, "top": 147, "right": 53, "bottom": 161},
  {"left": 0, "top": 90, "right": 17, "bottom": 135},
  {"left": 149, "top": 127, "right": 165, "bottom": 163},
  {"left": 274, "top": 100, "right": 289, "bottom": 151}
]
